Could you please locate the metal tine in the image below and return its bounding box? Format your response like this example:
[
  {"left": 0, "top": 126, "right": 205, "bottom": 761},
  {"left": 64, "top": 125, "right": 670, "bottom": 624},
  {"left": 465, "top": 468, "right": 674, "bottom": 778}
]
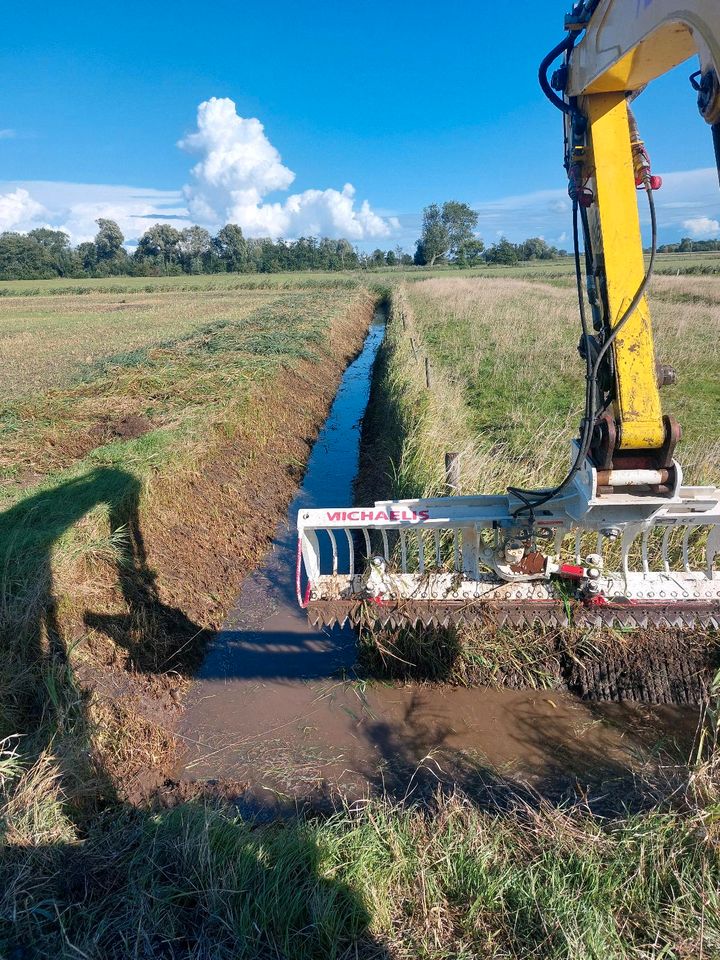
[
  {"left": 327, "top": 529, "right": 338, "bottom": 576},
  {"left": 362, "top": 528, "right": 371, "bottom": 559},
  {"left": 554, "top": 529, "right": 564, "bottom": 558},
  {"left": 641, "top": 527, "right": 650, "bottom": 574},
  {"left": 595, "top": 531, "right": 604, "bottom": 558},
  {"left": 574, "top": 531, "right": 581, "bottom": 564},
  {"left": 621, "top": 526, "right": 636, "bottom": 577},
  {"left": 661, "top": 525, "right": 672, "bottom": 574},
  {"left": 682, "top": 526, "right": 692, "bottom": 572},
  {"left": 380, "top": 528, "right": 390, "bottom": 562},
  {"left": 434, "top": 530, "right": 441, "bottom": 567},
  {"left": 707, "top": 526, "right": 720, "bottom": 578},
  {"left": 418, "top": 531, "right": 425, "bottom": 574},
  {"left": 344, "top": 529, "right": 354, "bottom": 578},
  {"left": 453, "top": 530, "right": 460, "bottom": 572},
  {"left": 399, "top": 529, "right": 408, "bottom": 573}
]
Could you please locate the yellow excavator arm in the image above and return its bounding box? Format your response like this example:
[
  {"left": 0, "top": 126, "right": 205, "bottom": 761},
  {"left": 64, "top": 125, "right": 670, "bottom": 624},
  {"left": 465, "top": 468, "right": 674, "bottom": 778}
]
[{"left": 560, "top": 0, "right": 720, "bottom": 464}]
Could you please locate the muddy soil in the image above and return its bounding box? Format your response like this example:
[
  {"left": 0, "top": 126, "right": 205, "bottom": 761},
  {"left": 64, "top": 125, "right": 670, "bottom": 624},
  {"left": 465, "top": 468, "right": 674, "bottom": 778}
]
[{"left": 174, "top": 309, "right": 702, "bottom": 812}]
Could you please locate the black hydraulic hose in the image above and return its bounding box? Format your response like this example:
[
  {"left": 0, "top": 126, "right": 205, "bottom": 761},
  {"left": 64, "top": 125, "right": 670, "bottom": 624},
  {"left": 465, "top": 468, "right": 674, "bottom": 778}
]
[
  {"left": 539, "top": 34, "right": 575, "bottom": 113},
  {"left": 509, "top": 183, "right": 659, "bottom": 518}
]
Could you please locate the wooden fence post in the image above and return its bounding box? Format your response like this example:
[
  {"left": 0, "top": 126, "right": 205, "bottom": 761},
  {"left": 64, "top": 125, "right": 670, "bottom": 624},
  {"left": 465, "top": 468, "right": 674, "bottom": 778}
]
[{"left": 445, "top": 452, "right": 460, "bottom": 493}]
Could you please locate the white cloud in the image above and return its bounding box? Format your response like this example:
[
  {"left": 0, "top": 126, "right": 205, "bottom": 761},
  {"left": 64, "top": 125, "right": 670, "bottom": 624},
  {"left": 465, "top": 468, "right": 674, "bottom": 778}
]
[
  {"left": 681, "top": 215, "right": 720, "bottom": 238},
  {"left": 0, "top": 188, "right": 47, "bottom": 232},
  {"left": 0, "top": 129, "right": 16, "bottom": 140},
  {"left": 179, "top": 97, "right": 398, "bottom": 240},
  {"left": 0, "top": 180, "right": 190, "bottom": 245}
]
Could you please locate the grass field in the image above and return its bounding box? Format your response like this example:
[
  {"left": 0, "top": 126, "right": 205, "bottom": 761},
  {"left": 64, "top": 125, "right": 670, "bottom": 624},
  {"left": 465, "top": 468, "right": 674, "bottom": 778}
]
[
  {"left": 389, "top": 273, "right": 720, "bottom": 499},
  {"left": 1, "top": 268, "right": 719, "bottom": 958}
]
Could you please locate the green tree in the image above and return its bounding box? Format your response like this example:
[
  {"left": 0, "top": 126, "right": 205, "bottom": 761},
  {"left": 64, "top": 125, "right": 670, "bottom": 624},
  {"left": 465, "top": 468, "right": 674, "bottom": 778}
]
[
  {"left": 385, "top": 249, "right": 397, "bottom": 266},
  {"left": 212, "top": 223, "right": 248, "bottom": 272},
  {"left": 76, "top": 241, "right": 98, "bottom": 271},
  {"left": 455, "top": 237, "right": 485, "bottom": 267},
  {"left": 27, "top": 227, "right": 70, "bottom": 254},
  {"left": 178, "top": 226, "right": 212, "bottom": 273},
  {"left": 485, "top": 237, "right": 519, "bottom": 265},
  {"left": 441, "top": 201, "right": 479, "bottom": 261},
  {"left": 94, "top": 219, "right": 125, "bottom": 262},
  {"left": 135, "top": 224, "right": 182, "bottom": 270},
  {"left": 416, "top": 203, "right": 449, "bottom": 266}
]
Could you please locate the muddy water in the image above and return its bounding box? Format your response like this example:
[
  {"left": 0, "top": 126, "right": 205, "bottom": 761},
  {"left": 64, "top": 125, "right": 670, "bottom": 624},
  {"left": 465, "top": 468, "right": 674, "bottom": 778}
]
[{"left": 179, "top": 309, "right": 698, "bottom": 809}]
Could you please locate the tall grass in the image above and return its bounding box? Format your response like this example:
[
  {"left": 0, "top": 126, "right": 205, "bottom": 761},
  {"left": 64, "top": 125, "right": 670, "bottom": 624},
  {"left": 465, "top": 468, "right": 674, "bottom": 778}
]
[{"left": 2, "top": 747, "right": 719, "bottom": 958}]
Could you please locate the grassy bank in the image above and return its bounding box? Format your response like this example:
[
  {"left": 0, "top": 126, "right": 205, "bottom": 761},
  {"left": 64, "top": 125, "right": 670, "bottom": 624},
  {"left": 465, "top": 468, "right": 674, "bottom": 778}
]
[
  {"left": 3, "top": 744, "right": 719, "bottom": 958},
  {"left": 0, "top": 274, "right": 375, "bottom": 805}
]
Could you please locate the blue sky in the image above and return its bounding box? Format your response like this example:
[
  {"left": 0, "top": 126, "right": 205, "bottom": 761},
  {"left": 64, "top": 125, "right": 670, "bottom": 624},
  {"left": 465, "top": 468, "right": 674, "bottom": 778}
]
[{"left": 1, "top": 0, "right": 718, "bottom": 250}]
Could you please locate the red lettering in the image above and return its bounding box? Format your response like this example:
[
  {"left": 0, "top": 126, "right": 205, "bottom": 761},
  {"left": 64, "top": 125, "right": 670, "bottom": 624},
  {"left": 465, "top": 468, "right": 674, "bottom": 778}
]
[
  {"left": 375, "top": 510, "right": 389, "bottom": 522},
  {"left": 347, "top": 510, "right": 360, "bottom": 521},
  {"left": 389, "top": 511, "right": 399, "bottom": 521},
  {"left": 360, "top": 510, "right": 374, "bottom": 520},
  {"left": 418, "top": 509, "right": 430, "bottom": 520},
  {"left": 326, "top": 511, "right": 343, "bottom": 521}
]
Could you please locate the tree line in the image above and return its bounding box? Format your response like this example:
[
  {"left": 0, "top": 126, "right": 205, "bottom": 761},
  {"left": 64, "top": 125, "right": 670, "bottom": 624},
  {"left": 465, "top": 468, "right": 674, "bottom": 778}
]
[
  {"left": 0, "top": 220, "right": 415, "bottom": 281},
  {"left": 656, "top": 238, "right": 720, "bottom": 253},
  {"left": 0, "top": 200, "right": 575, "bottom": 282},
  {"left": 413, "top": 201, "right": 567, "bottom": 266}
]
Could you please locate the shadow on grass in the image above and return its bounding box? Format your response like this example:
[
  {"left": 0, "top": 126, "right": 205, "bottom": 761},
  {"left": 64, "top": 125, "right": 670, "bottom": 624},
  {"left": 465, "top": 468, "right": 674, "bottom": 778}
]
[{"left": 0, "top": 467, "right": 388, "bottom": 958}]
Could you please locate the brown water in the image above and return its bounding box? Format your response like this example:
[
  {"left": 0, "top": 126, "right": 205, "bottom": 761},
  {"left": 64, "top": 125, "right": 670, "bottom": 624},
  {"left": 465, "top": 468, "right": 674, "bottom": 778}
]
[{"left": 178, "top": 311, "right": 699, "bottom": 810}]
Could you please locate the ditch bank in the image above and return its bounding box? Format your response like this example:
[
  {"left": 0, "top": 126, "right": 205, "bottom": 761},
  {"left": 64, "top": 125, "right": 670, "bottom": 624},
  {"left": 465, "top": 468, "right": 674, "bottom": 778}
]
[
  {"left": 2, "top": 289, "right": 378, "bottom": 808},
  {"left": 168, "top": 302, "right": 701, "bottom": 816}
]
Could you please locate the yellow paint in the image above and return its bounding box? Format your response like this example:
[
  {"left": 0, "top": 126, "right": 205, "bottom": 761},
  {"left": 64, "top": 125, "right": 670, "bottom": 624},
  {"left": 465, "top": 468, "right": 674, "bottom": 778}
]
[
  {"left": 583, "top": 93, "right": 664, "bottom": 450},
  {"left": 567, "top": 0, "right": 720, "bottom": 99}
]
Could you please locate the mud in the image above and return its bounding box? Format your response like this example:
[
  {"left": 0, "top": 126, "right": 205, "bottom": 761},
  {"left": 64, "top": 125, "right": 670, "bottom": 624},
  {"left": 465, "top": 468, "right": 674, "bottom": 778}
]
[{"left": 177, "top": 309, "right": 701, "bottom": 809}]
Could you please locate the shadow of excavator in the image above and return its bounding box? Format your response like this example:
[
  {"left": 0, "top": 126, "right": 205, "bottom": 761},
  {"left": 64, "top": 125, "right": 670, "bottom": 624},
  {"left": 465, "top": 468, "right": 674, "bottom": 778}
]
[{"left": 0, "top": 466, "right": 389, "bottom": 957}]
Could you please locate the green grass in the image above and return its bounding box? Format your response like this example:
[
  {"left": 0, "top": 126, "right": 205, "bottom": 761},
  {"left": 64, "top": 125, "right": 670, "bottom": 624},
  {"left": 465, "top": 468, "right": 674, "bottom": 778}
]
[
  {"left": 2, "top": 751, "right": 719, "bottom": 958},
  {"left": 388, "top": 273, "right": 720, "bottom": 498}
]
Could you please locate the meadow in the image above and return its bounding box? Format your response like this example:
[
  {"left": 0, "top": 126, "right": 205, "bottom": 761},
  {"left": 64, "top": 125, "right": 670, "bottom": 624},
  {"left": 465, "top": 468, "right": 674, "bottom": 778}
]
[{"left": 1, "top": 267, "right": 719, "bottom": 958}]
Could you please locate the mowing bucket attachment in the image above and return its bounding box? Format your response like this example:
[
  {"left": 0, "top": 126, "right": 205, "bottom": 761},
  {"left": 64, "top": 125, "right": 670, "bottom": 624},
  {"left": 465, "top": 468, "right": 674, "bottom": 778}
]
[{"left": 297, "top": 448, "right": 720, "bottom": 630}]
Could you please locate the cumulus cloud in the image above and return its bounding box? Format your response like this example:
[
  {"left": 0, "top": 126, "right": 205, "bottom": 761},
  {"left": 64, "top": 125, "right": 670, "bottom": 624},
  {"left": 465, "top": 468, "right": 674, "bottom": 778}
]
[
  {"left": 682, "top": 215, "right": 720, "bottom": 238},
  {"left": 179, "top": 97, "right": 398, "bottom": 240},
  {"left": 0, "top": 187, "right": 47, "bottom": 232}
]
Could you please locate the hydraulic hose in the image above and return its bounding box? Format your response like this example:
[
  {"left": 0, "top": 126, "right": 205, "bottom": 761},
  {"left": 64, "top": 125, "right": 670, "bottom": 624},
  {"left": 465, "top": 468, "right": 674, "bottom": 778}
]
[
  {"left": 538, "top": 34, "right": 575, "bottom": 113},
  {"left": 509, "top": 182, "right": 659, "bottom": 518}
]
